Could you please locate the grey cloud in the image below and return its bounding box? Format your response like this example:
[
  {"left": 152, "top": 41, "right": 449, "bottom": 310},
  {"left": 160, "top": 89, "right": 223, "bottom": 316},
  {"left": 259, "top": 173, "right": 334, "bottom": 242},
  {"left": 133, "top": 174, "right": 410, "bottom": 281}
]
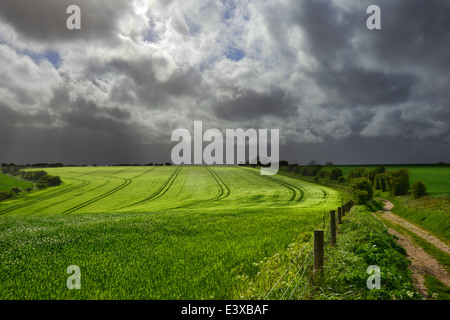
[
  {"left": 213, "top": 88, "right": 296, "bottom": 121},
  {"left": 314, "top": 68, "right": 416, "bottom": 107},
  {"left": 0, "top": 0, "right": 136, "bottom": 45}
]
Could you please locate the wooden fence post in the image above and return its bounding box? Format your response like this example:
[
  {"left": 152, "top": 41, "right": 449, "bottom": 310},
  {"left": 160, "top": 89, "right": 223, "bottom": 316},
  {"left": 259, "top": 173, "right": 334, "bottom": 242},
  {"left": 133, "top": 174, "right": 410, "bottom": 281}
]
[
  {"left": 313, "top": 230, "right": 324, "bottom": 278},
  {"left": 337, "top": 207, "right": 342, "bottom": 225},
  {"left": 330, "top": 210, "right": 336, "bottom": 246}
]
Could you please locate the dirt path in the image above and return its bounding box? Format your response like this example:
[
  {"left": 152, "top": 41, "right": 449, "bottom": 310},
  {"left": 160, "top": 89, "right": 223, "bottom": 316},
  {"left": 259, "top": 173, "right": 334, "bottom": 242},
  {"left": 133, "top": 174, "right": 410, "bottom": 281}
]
[{"left": 373, "top": 199, "right": 450, "bottom": 298}]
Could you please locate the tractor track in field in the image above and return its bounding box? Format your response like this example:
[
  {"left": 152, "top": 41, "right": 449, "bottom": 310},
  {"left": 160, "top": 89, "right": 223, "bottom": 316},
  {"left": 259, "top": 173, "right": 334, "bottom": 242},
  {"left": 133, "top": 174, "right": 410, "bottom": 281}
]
[
  {"left": 278, "top": 171, "right": 331, "bottom": 205},
  {"left": 61, "top": 167, "right": 152, "bottom": 213},
  {"left": 207, "top": 167, "right": 231, "bottom": 201},
  {"left": 240, "top": 167, "right": 304, "bottom": 203},
  {"left": 0, "top": 168, "right": 109, "bottom": 215},
  {"left": 124, "top": 167, "right": 182, "bottom": 208},
  {"left": 62, "top": 178, "right": 132, "bottom": 213},
  {"left": 174, "top": 167, "right": 231, "bottom": 209}
]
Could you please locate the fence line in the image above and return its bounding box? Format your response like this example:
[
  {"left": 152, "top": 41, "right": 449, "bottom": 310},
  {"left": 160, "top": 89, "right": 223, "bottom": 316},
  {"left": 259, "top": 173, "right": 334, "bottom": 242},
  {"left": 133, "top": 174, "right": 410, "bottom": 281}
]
[{"left": 264, "top": 199, "right": 354, "bottom": 300}]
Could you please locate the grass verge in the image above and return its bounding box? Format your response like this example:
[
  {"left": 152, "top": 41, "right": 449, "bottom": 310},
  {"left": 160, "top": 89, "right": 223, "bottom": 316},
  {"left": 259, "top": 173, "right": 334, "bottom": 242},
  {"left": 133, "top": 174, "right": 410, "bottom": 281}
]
[
  {"left": 424, "top": 274, "right": 450, "bottom": 300},
  {"left": 309, "top": 200, "right": 421, "bottom": 300}
]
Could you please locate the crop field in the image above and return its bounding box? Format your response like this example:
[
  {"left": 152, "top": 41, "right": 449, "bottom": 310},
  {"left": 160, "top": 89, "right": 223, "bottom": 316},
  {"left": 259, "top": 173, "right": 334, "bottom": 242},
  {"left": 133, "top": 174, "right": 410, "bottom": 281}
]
[{"left": 0, "top": 166, "right": 343, "bottom": 299}]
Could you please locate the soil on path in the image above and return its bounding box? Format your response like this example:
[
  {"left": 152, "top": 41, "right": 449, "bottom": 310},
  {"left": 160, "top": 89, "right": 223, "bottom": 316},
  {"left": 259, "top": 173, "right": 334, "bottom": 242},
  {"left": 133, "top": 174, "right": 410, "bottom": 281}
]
[{"left": 373, "top": 199, "right": 450, "bottom": 299}]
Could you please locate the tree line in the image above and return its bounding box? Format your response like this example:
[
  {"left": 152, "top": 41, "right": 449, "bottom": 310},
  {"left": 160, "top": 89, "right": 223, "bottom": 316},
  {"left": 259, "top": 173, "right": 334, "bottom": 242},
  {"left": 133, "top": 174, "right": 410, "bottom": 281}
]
[{"left": 0, "top": 165, "right": 62, "bottom": 202}]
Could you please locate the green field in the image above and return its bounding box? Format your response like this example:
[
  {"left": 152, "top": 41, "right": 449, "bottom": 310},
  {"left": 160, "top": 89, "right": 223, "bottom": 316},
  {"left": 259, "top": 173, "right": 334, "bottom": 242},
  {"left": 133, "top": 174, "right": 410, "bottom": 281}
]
[
  {"left": 0, "top": 166, "right": 343, "bottom": 299},
  {"left": 323, "top": 164, "right": 450, "bottom": 197},
  {"left": 0, "top": 173, "right": 34, "bottom": 191}
]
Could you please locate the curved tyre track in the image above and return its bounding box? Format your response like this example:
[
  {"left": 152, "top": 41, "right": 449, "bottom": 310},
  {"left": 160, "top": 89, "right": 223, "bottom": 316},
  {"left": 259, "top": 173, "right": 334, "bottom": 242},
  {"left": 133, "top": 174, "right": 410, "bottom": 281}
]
[
  {"left": 175, "top": 167, "right": 231, "bottom": 209},
  {"left": 61, "top": 167, "right": 148, "bottom": 213},
  {"left": 124, "top": 167, "right": 181, "bottom": 208},
  {"left": 63, "top": 178, "right": 132, "bottom": 213},
  {"left": 208, "top": 167, "right": 231, "bottom": 201},
  {"left": 0, "top": 177, "right": 91, "bottom": 215},
  {"left": 240, "top": 167, "right": 304, "bottom": 203}
]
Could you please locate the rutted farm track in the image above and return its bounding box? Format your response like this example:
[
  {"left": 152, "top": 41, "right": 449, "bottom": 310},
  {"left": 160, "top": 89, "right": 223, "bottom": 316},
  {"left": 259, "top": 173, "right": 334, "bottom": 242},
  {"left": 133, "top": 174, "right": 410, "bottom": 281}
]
[{"left": 0, "top": 166, "right": 340, "bottom": 214}]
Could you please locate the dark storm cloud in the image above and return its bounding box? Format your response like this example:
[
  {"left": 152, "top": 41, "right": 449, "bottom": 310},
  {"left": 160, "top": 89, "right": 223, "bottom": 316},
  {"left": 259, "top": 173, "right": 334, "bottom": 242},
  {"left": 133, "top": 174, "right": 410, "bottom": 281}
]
[
  {"left": 213, "top": 88, "right": 296, "bottom": 121},
  {"left": 360, "top": 0, "right": 450, "bottom": 72},
  {"left": 0, "top": 103, "right": 53, "bottom": 127},
  {"left": 0, "top": 0, "right": 134, "bottom": 44},
  {"left": 289, "top": 0, "right": 360, "bottom": 65},
  {"left": 60, "top": 97, "right": 132, "bottom": 133},
  {"left": 85, "top": 56, "right": 202, "bottom": 109},
  {"left": 0, "top": 0, "right": 449, "bottom": 165},
  {"left": 314, "top": 68, "right": 416, "bottom": 107}
]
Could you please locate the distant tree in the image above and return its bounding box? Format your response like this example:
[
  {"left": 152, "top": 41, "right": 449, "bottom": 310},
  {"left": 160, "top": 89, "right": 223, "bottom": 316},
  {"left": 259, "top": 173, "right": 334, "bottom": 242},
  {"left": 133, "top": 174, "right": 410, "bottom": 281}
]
[
  {"left": 330, "top": 168, "right": 343, "bottom": 180},
  {"left": 302, "top": 164, "right": 323, "bottom": 176},
  {"left": 0, "top": 190, "right": 14, "bottom": 202},
  {"left": 308, "top": 160, "right": 319, "bottom": 166},
  {"left": 165, "top": 162, "right": 172, "bottom": 166},
  {"left": 43, "top": 175, "right": 62, "bottom": 187},
  {"left": 36, "top": 182, "right": 48, "bottom": 189},
  {"left": 350, "top": 177, "right": 373, "bottom": 204},
  {"left": 10, "top": 187, "right": 23, "bottom": 194},
  {"left": 388, "top": 169, "right": 410, "bottom": 196},
  {"left": 347, "top": 167, "right": 369, "bottom": 181},
  {"left": 337, "top": 176, "right": 347, "bottom": 184},
  {"left": 325, "top": 161, "right": 334, "bottom": 166},
  {"left": 411, "top": 180, "right": 427, "bottom": 199},
  {"left": 369, "top": 165, "right": 386, "bottom": 184},
  {"left": 318, "top": 169, "right": 329, "bottom": 178},
  {"left": 279, "top": 160, "right": 289, "bottom": 167}
]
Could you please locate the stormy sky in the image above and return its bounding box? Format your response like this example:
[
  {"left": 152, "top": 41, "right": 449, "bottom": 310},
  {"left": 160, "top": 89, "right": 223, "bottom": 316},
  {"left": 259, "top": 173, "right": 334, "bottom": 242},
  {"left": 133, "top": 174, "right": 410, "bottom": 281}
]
[{"left": 0, "top": 0, "right": 449, "bottom": 165}]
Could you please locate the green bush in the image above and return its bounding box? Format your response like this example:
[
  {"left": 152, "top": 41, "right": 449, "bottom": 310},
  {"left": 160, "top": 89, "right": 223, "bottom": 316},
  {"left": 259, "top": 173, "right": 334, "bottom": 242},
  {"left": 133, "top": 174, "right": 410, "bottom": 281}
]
[
  {"left": 0, "top": 190, "right": 14, "bottom": 202},
  {"left": 375, "top": 172, "right": 390, "bottom": 191},
  {"left": 389, "top": 169, "right": 410, "bottom": 196},
  {"left": 43, "top": 175, "right": 62, "bottom": 186},
  {"left": 348, "top": 167, "right": 369, "bottom": 182},
  {"left": 36, "top": 181, "right": 48, "bottom": 189},
  {"left": 337, "top": 176, "right": 346, "bottom": 184},
  {"left": 369, "top": 166, "right": 386, "bottom": 184},
  {"left": 10, "top": 187, "right": 23, "bottom": 194},
  {"left": 330, "top": 168, "right": 343, "bottom": 180},
  {"left": 411, "top": 180, "right": 427, "bottom": 199},
  {"left": 350, "top": 177, "right": 373, "bottom": 204}
]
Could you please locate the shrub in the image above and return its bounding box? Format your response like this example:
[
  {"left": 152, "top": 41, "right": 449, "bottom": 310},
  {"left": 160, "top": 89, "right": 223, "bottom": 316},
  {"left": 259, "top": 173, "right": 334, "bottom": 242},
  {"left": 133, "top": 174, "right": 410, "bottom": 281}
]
[
  {"left": 348, "top": 167, "right": 369, "bottom": 181},
  {"left": 389, "top": 170, "right": 410, "bottom": 196},
  {"left": 0, "top": 190, "right": 14, "bottom": 201},
  {"left": 411, "top": 180, "right": 427, "bottom": 199},
  {"left": 36, "top": 181, "right": 48, "bottom": 189},
  {"left": 350, "top": 177, "right": 373, "bottom": 204},
  {"left": 375, "top": 172, "right": 390, "bottom": 191},
  {"left": 314, "top": 175, "right": 319, "bottom": 182},
  {"left": 330, "top": 168, "right": 343, "bottom": 180},
  {"left": 10, "top": 187, "right": 23, "bottom": 194},
  {"left": 43, "top": 175, "right": 62, "bottom": 186},
  {"left": 302, "top": 165, "right": 323, "bottom": 177},
  {"left": 337, "top": 176, "right": 347, "bottom": 184},
  {"left": 369, "top": 166, "right": 386, "bottom": 184}
]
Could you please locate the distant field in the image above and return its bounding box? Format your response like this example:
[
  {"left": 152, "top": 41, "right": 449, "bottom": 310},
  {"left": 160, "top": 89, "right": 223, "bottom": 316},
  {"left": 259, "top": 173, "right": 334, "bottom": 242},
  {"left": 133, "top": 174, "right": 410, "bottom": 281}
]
[
  {"left": 323, "top": 164, "right": 450, "bottom": 197},
  {"left": 0, "top": 173, "right": 33, "bottom": 191},
  {"left": 0, "top": 166, "right": 343, "bottom": 299}
]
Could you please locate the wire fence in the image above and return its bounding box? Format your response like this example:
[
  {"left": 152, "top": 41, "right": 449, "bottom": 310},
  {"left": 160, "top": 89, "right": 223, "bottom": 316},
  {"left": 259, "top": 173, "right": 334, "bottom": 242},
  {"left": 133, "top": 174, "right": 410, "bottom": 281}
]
[{"left": 264, "top": 200, "right": 354, "bottom": 300}]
